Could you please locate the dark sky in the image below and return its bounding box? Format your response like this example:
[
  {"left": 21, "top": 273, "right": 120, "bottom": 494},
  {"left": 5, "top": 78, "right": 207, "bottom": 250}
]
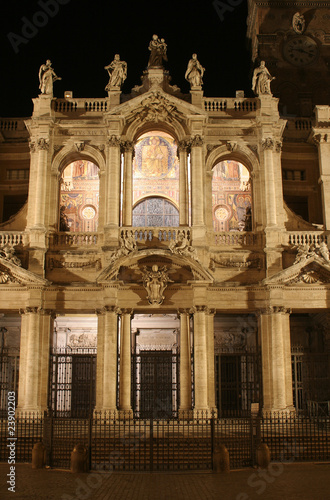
[{"left": 0, "top": 0, "right": 251, "bottom": 117}]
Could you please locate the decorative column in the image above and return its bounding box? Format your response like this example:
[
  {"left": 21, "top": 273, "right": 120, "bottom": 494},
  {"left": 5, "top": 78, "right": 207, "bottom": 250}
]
[
  {"left": 121, "top": 141, "right": 134, "bottom": 227},
  {"left": 191, "top": 306, "right": 209, "bottom": 414},
  {"left": 258, "top": 307, "right": 294, "bottom": 413},
  {"left": 178, "top": 141, "right": 189, "bottom": 226},
  {"left": 206, "top": 309, "right": 217, "bottom": 414},
  {"left": 17, "top": 308, "right": 54, "bottom": 415},
  {"left": 95, "top": 307, "right": 118, "bottom": 415},
  {"left": 119, "top": 309, "right": 133, "bottom": 417},
  {"left": 312, "top": 127, "right": 330, "bottom": 229},
  {"left": 190, "top": 135, "right": 206, "bottom": 241},
  {"left": 178, "top": 310, "right": 192, "bottom": 417},
  {"left": 104, "top": 135, "right": 121, "bottom": 244}
]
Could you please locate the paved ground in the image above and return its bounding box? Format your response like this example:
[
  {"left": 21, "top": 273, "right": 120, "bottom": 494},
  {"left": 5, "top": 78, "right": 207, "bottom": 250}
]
[{"left": 0, "top": 462, "right": 330, "bottom": 500}]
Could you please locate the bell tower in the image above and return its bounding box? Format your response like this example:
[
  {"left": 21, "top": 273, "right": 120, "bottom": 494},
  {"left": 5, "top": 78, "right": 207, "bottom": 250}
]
[{"left": 247, "top": 0, "right": 330, "bottom": 116}]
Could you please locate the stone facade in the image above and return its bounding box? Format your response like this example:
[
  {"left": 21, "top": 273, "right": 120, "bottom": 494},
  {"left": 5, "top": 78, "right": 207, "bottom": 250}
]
[{"left": 0, "top": 19, "right": 330, "bottom": 417}]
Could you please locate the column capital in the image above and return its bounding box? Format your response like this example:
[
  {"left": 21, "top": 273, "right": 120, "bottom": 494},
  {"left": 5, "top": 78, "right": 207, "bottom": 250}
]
[
  {"left": 257, "top": 306, "right": 292, "bottom": 317},
  {"left": 120, "top": 140, "right": 135, "bottom": 154},
  {"left": 190, "top": 305, "right": 213, "bottom": 315},
  {"left": 108, "top": 135, "right": 121, "bottom": 147},
  {"left": 261, "top": 137, "right": 282, "bottom": 152},
  {"left": 177, "top": 140, "right": 190, "bottom": 153},
  {"left": 95, "top": 305, "right": 121, "bottom": 316},
  {"left": 190, "top": 134, "right": 204, "bottom": 147}
]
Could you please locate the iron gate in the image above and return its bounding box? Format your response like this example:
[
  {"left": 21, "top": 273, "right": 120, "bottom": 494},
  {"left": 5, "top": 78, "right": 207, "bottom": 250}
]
[
  {"left": 132, "top": 350, "right": 179, "bottom": 418},
  {"left": 215, "top": 350, "right": 262, "bottom": 416},
  {"left": 0, "top": 350, "right": 19, "bottom": 415},
  {"left": 48, "top": 348, "right": 96, "bottom": 417},
  {"left": 292, "top": 349, "right": 330, "bottom": 413}
]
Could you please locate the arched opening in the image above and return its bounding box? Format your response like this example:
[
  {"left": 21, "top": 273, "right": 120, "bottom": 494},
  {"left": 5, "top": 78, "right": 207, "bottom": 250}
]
[
  {"left": 132, "top": 196, "right": 179, "bottom": 227},
  {"left": 59, "top": 160, "right": 99, "bottom": 232},
  {"left": 212, "top": 160, "right": 252, "bottom": 232},
  {"left": 132, "top": 131, "right": 179, "bottom": 227}
]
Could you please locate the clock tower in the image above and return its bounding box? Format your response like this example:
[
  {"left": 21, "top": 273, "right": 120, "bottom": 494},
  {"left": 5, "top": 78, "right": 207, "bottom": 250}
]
[{"left": 247, "top": 0, "right": 330, "bottom": 116}]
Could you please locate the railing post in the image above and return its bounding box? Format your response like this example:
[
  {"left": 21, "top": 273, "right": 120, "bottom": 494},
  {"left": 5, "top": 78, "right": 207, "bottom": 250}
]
[
  {"left": 42, "top": 410, "right": 53, "bottom": 467},
  {"left": 88, "top": 415, "right": 92, "bottom": 471},
  {"left": 150, "top": 418, "right": 153, "bottom": 472}
]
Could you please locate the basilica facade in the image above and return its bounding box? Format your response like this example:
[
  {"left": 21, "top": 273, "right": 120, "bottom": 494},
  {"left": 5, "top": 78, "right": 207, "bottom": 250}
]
[{"left": 0, "top": 2, "right": 330, "bottom": 420}]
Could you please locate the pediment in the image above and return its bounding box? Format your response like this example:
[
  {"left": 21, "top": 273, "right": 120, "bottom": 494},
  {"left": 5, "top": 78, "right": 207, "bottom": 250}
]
[
  {"left": 262, "top": 255, "right": 330, "bottom": 285},
  {"left": 97, "top": 248, "right": 214, "bottom": 285},
  {"left": 109, "top": 88, "right": 207, "bottom": 126},
  {"left": 0, "top": 257, "right": 50, "bottom": 286}
]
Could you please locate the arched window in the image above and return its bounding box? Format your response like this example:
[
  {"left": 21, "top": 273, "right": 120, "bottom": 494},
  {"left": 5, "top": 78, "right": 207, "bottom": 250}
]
[
  {"left": 59, "top": 160, "right": 99, "bottom": 232},
  {"left": 212, "top": 160, "right": 252, "bottom": 232},
  {"left": 133, "top": 197, "right": 179, "bottom": 227},
  {"left": 132, "top": 131, "right": 179, "bottom": 227}
]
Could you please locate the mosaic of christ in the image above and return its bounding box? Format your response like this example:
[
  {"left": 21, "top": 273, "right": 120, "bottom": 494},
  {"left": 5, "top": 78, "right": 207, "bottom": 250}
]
[{"left": 134, "top": 135, "right": 178, "bottom": 179}]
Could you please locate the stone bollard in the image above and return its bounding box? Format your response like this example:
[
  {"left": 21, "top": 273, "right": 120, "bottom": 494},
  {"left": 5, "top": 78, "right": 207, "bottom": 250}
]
[
  {"left": 71, "top": 444, "right": 88, "bottom": 473},
  {"left": 257, "top": 443, "right": 271, "bottom": 469},
  {"left": 213, "top": 444, "right": 230, "bottom": 473},
  {"left": 32, "top": 442, "right": 45, "bottom": 469}
]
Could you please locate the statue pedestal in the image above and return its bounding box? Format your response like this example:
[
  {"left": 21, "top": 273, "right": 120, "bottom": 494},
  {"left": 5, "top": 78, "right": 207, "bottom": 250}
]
[
  {"left": 107, "top": 89, "right": 121, "bottom": 107},
  {"left": 32, "top": 95, "right": 53, "bottom": 117},
  {"left": 190, "top": 89, "right": 203, "bottom": 108}
]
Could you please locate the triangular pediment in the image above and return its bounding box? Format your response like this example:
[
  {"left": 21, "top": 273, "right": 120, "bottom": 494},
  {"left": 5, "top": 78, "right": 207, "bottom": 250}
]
[
  {"left": 97, "top": 248, "right": 213, "bottom": 285},
  {"left": 109, "top": 88, "right": 207, "bottom": 126},
  {"left": 0, "top": 257, "right": 50, "bottom": 286},
  {"left": 262, "top": 255, "right": 330, "bottom": 285}
]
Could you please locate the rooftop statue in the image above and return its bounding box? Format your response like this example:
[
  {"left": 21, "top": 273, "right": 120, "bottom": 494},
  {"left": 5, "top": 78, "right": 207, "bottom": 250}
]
[
  {"left": 104, "top": 54, "right": 127, "bottom": 90},
  {"left": 38, "top": 60, "right": 61, "bottom": 96},
  {"left": 252, "top": 61, "right": 275, "bottom": 96},
  {"left": 185, "top": 53, "right": 205, "bottom": 89},
  {"left": 148, "top": 34, "right": 168, "bottom": 67}
]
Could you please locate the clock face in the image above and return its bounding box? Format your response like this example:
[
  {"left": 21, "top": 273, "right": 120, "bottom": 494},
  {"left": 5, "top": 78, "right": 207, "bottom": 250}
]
[{"left": 283, "top": 36, "right": 319, "bottom": 66}]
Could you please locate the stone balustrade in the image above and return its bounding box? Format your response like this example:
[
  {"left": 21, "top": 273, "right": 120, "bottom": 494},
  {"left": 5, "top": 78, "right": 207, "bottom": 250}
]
[
  {"left": 0, "top": 232, "right": 25, "bottom": 247},
  {"left": 53, "top": 98, "right": 109, "bottom": 115},
  {"left": 213, "top": 231, "right": 261, "bottom": 247},
  {"left": 203, "top": 98, "right": 258, "bottom": 115},
  {"left": 285, "top": 231, "right": 329, "bottom": 247},
  {"left": 50, "top": 232, "right": 99, "bottom": 247},
  {"left": 121, "top": 227, "right": 191, "bottom": 244}
]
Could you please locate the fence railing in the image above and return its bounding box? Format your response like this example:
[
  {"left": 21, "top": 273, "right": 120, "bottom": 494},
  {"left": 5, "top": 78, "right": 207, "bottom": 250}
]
[{"left": 1, "top": 411, "right": 329, "bottom": 470}]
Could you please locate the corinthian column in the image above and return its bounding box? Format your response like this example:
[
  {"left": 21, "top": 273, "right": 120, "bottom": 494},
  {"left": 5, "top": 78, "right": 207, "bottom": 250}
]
[
  {"left": 17, "top": 308, "right": 54, "bottom": 415},
  {"left": 121, "top": 141, "right": 134, "bottom": 227},
  {"left": 190, "top": 135, "right": 205, "bottom": 227},
  {"left": 258, "top": 307, "right": 294, "bottom": 413},
  {"left": 104, "top": 135, "right": 121, "bottom": 244},
  {"left": 178, "top": 310, "right": 192, "bottom": 417},
  {"left": 26, "top": 137, "right": 50, "bottom": 230},
  {"left": 95, "top": 307, "right": 119, "bottom": 415},
  {"left": 178, "top": 141, "right": 189, "bottom": 226},
  {"left": 119, "top": 309, "right": 133, "bottom": 417},
  {"left": 192, "top": 306, "right": 209, "bottom": 414}
]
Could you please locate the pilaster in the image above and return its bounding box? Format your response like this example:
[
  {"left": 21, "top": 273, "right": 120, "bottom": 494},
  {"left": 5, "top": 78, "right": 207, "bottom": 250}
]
[
  {"left": 312, "top": 107, "right": 330, "bottom": 229},
  {"left": 258, "top": 306, "right": 294, "bottom": 413},
  {"left": 190, "top": 135, "right": 206, "bottom": 242},
  {"left": 178, "top": 141, "right": 189, "bottom": 226},
  {"left": 191, "top": 305, "right": 210, "bottom": 414},
  {"left": 178, "top": 309, "right": 192, "bottom": 417},
  {"left": 95, "top": 306, "right": 119, "bottom": 415},
  {"left": 118, "top": 309, "right": 133, "bottom": 417},
  {"left": 121, "top": 141, "right": 134, "bottom": 227},
  {"left": 104, "top": 135, "right": 121, "bottom": 246}
]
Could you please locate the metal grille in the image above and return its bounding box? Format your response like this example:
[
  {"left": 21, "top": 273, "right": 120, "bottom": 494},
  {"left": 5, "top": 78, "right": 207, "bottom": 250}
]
[
  {"left": 132, "top": 351, "right": 179, "bottom": 419},
  {"left": 0, "top": 350, "right": 19, "bottom": 415},
  {"left": 48, "top": 348, "right": 96, "bottom": 418},
  {"left": 215, "top": 350, "right": 262, "bottom": 417},
  {"left": 292, "top": 350, "right": 330, "bottom": 413}
]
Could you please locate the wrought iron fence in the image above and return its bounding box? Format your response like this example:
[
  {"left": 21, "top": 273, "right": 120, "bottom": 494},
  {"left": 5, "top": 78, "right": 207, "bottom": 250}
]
[
  {"left": 1, "top": 411, "right": 329, "bottom": 471},
  {"left": 0, "top": 350, "right": 19, "bottom": 417}
]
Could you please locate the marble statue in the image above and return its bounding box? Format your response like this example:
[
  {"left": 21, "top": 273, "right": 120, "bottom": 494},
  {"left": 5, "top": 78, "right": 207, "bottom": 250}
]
[
  {"left": 148, "top": 34, "right": 168, "bottom": 67},
  {"left": 185, "top": 54, "right": 205, "bottom": 89},
  {"left": 252, "top": 61, "right": 275, "bottom": 96},
  {"left": 104, "top": 54, "right": 127, "bottom": 90},
  {"left": 38, "top": 60, "right": 61, "bottom": 95}
]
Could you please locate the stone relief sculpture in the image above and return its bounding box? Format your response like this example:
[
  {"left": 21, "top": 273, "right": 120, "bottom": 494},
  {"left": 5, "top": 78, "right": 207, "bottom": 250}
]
[
  {"left": 292, "top": 12, "right": 306, "bottom": 34},
  {"left": 104, "top": 54, "right": 127, "bottom": 90},
  {"left": 142, "top": 265, "right": 172, "bottom": 305},
  {"left": 148, "top": 34, "right": 168, "bottom": 67},
  {"left": 185, "top": 54, "right": 205, "bottom": 89},
  {"left": 0, "top": 245, "right": 21, "bottom": 267},
  {"left": 293, "top": 241, "right": 330, "bottom": 264},
  {"left": 109, "top": 233, "right": 137, "bottom": 264},
  {"left": 38, "top": 60, "right": 61, "bottom": 95},
  {"left": 252, "top": 61, "right": 275, "bottom": 96},
  {"left": 169, "top": 232, "right": 199, "bottom": 261}
]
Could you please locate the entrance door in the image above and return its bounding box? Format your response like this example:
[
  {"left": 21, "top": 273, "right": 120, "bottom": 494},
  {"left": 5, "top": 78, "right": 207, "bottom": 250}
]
[
  {"left": 71, "top": 355, "right": 96, "bottom": 417},
  {"left": 134, "top": 351, "right": 175, "bottom": 418}
]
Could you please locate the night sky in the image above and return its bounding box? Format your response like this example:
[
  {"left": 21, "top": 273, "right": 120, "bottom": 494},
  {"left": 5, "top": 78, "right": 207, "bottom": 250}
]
[{"left": 0, "top": 0, "right": 251, "bottom": 117}]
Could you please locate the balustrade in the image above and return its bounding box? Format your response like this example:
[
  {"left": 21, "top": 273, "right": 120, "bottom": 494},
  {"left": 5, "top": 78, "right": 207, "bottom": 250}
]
[
  {"left": 203, "top": 98, "right": 257, "bottom": 114},
  {"left": 50, "top": 232, "right": 98, "bottom": 247},
  {"left": 0, "top": 232, "right": 24, "bottom": 246},
  {"left": 286, "top": 231, "right": 328, "bottom": 247},
  {"left": 53, "top": 98, "right": 108, "bottom": 115},
  {"left": 213, "top": 231, "right": 260, "bottom": 247}
]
